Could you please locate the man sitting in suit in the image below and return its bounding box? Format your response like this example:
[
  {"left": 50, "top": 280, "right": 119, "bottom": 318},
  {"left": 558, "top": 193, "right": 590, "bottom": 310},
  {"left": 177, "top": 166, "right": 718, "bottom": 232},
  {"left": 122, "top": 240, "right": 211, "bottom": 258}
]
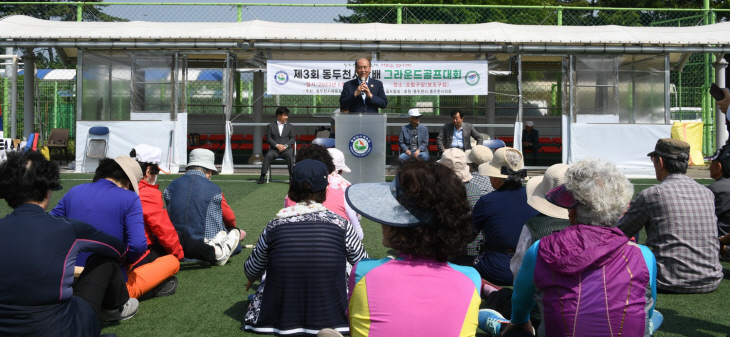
[
  {"left": 258, "top": 107, "right": 296, "bottom": 184},
  {"left": 339, "top": 58, "right": 388, "bottom": 113},
  {"left": 436, "top": 109, "right": 483, "bottom": 153}
]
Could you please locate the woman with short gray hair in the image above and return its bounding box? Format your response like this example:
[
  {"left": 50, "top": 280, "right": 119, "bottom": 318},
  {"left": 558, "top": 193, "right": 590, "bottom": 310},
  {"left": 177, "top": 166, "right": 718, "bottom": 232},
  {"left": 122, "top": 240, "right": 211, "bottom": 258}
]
[
  {"left": 564, "top": 158, "right": 635, "bottom": 227},
  {"left": 501, "top": 158, "right": 663, "bottom": 337}
]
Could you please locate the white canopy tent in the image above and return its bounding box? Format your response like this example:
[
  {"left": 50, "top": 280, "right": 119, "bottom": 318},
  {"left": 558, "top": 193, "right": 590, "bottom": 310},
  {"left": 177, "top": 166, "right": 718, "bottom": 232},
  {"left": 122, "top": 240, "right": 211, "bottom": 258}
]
[
  {"left": 2, "top": 15, "right": 728, "bottom": 176},
  {"left": 2, "top": 15, "right": 730, "bottom": 46}
]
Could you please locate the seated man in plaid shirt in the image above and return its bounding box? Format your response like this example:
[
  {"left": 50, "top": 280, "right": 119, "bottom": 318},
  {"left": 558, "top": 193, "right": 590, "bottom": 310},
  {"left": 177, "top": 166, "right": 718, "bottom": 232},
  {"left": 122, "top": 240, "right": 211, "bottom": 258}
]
[{"left": 617, "top": 138, "right": 723, "bottom": 294}]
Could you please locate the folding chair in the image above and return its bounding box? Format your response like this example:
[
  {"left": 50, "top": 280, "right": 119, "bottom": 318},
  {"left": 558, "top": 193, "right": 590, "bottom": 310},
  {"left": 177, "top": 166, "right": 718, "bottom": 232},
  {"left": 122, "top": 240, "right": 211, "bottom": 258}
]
[
  {"left": 312, "top": 138, "right": 335, "bottom": 148},
  {"left": 482, "top": 139, "right": 506, "bottom": 150},
  {"left": 82, "top": 126, "right": 110, "bottom": 172},
  {"left": 43, "top": 128, "right": 71, "bottom": 164}
]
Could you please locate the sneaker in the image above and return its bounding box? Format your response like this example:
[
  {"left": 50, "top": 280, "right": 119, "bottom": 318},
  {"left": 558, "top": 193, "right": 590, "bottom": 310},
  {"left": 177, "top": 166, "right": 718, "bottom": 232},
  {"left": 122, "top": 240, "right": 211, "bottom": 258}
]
[
  {"left": 139, "top": 276, "right": 178, "bottom": 301},
  {"left": 478, "top": 309, "right": 509, "bottom": 336},
  {"left": 226, "top": 228, "right": 241, "bottom": 250},
  {"left": 317, "top": 328, "right": 344, "bottom": 337},
  {"left": 98, "top": 298, "right": 139, "bottom": 323},
  {"left": 207, "top": 231, "right": 231, "bottom": 265},
  {"left": 212, "top": 229, "right": 241, "bottom": 266}
]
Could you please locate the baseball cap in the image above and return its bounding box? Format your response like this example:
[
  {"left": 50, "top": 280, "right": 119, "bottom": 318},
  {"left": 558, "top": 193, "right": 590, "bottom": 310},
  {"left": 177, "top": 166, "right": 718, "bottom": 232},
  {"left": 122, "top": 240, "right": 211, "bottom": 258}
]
[
  {"left": 525, "top": 121, "right": 534, "bottom": 127},
  {"left": 647, "top": 138, "right": 690, "bottom": 161},
  {"left": 408, "top": 109, "right": 422, "bottom": 117},
  {"left": 132, "top": 144, "right": 162, "bottom": 165},
  {"left": 291, "top": 159, "right": 329, "bottom": 193},
  {"left": 707, "top": 144, "right": 730, "bottom": 162}
]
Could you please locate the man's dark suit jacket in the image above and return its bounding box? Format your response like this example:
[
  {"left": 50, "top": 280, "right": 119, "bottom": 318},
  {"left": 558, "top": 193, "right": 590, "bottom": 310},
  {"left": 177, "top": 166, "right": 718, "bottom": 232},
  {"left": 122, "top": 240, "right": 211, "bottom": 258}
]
[
  {"left": 436, "top": 122, "right": 483, "bottom": 152},
  {"left": 266, "top": 122, "right": 296, "bottom": 149},
  {"left": 339, "top": 78, "right": 388, "bottom": 113}
]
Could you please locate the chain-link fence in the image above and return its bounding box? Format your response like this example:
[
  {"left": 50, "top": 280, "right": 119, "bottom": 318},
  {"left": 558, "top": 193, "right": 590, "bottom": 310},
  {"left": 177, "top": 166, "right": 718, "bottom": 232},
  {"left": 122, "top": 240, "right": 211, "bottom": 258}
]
[{"left": 0, "top": 3, "right": 723, "bottom": 152}]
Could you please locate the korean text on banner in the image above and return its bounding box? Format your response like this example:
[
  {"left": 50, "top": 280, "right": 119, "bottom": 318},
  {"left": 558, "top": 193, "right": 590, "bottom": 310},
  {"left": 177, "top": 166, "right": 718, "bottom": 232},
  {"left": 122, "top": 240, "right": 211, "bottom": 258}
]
[{"left": 266, "top": 60, "right": 488, "bottom": 96}]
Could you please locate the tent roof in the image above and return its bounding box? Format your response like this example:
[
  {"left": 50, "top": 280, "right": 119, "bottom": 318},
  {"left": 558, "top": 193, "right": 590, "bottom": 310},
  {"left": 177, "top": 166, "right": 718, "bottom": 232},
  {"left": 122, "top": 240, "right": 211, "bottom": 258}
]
[
  {"left": 2, "top": 15, "right": 729, "bottom": 46},
  {"left": 14, "top": 68, "right": 224, "bottom": 81}
]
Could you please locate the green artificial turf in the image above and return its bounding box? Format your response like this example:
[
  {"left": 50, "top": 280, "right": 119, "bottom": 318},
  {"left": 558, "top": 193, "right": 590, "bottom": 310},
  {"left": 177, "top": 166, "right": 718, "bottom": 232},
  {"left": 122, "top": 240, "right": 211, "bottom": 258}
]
[{"left": 1, "top": 174, "right": 729, "bottom": 336}]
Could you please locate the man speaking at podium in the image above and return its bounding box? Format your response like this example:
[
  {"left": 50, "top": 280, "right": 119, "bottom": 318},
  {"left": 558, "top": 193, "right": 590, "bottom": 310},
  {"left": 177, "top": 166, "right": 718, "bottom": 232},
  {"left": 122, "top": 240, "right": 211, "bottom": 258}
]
[{"left": 339, "top": 58, "right": 388, "bottom": 113}]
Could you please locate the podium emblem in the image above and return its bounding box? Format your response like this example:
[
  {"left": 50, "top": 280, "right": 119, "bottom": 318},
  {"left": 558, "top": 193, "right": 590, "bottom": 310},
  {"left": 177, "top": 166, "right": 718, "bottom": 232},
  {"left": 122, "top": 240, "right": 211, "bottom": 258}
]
[{"left": 349, "top": 134, "right": 372, "bottom": 158}]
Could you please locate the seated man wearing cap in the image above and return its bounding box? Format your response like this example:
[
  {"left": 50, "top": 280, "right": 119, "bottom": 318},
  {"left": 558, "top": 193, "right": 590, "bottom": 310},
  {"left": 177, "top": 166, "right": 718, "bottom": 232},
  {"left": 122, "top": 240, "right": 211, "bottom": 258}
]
[
  {"left": 521, "top": 121, "right": 539, "bottom": 166},
  {"left": 164, "top": 148, "right": 242, "bottom": 266},
  {"left": 617, "top": 138, "right": 723, "bottom": 294},
  {"left": 709, "top": 144, "right": 730, "bottom": 260},
  {"left": 398, "top": 109, "right": 429, "bottom": 162}
]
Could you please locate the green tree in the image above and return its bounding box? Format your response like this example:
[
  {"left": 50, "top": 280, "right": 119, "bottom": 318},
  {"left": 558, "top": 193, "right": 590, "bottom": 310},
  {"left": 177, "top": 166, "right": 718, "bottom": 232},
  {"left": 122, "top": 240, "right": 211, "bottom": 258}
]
[
  {"left": 337, "top": 0, "right": 590, "bottom": 25},
  {"left": 0, "top": 0, "right": 125, "bottom": 23},
  {"left": 1, "top": 0, "right": 126, "bottom": 69},
  {"left": 594, "top": 0, "right": 728, "bottom": 25}
]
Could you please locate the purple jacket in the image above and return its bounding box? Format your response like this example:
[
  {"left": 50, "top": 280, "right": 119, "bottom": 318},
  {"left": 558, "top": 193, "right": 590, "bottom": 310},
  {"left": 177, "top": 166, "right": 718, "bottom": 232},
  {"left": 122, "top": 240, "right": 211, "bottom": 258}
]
[
  {"left": 51, "top": 179, "right": 147, "bottom": 276},
  {"left": 512, "top": 225, "right": 656, "bottom": 337}
]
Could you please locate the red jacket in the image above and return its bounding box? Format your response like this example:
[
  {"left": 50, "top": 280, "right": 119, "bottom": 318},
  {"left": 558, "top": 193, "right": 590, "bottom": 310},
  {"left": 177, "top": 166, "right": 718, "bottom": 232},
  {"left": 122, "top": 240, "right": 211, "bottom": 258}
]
[
  {"left": 222, "top": 194, "right": 236, "bottom": 228},
  {"left": 138, "top": 180, "right": 185, "bottom": 260}
]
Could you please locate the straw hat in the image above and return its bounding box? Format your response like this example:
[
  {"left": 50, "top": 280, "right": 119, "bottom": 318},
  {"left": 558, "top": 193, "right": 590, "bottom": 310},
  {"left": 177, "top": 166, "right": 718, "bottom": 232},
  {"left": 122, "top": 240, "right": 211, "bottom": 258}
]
[
  {"left": 440, "top": 148, "right": 472, "bottom": 182},
  {"left": 526, "top": 163, "right": 570, "bottom": 219},
  {"left": 114, "top": 156, "right": 143, "bottom": 194},
  {"left": 465, "top": 145, "right": 493, "bottom": 165},
  {"left": 478, "top": 147, "right": 523, "bottom": 178}
]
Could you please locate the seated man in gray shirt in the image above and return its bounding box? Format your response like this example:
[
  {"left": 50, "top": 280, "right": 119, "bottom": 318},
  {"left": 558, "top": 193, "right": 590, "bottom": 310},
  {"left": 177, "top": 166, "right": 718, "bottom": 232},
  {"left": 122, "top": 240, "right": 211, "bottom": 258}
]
[{"left": 398, "top": 109, "right": 429, "bottom": 162}]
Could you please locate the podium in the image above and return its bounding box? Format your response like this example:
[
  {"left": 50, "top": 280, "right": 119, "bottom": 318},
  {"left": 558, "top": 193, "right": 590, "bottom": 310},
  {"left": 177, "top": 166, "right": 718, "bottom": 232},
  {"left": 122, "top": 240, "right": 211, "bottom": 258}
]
[{"left": 334, "top": 113, "right": 386, "bottom": 184}]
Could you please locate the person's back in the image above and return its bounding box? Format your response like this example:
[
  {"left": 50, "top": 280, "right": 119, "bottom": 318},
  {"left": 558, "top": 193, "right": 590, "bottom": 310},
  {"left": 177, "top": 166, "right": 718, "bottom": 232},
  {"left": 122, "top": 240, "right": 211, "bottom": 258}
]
[
  {"left": 530, "top": 225, "right": 655, "bottom": 337},
  {"left": 165, "top": 171, "right": 221, "bottom": 241},
  {"left": 244, "top": 160, "right": 368, "bottom": 335},
  {"left": 285, "top": 187, "right": 348, "bottom": 219},
  {"left": 349, "top": 257, "right": 480, "bottom": 337},
  {"left": 51, "top": 179, "right": 145, "bottom": 267},
  {"left": 0, "top": 151, "right": 130, "bottom": 336},
  {"left": 247, "top": 209, "right": 352, "bottom": 333},
  {"left": 0, "top": 207, "right": 110, "bottom": 306},
  {"left": 620, "top": 174, "right": 721, "bottom": 293}
]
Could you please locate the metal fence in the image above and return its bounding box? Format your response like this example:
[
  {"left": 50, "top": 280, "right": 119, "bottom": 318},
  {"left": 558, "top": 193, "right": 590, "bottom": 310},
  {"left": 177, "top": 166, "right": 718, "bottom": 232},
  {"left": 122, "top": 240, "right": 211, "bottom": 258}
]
[{"left": 0, "top": 2, "right": 724, "bottom": 153}]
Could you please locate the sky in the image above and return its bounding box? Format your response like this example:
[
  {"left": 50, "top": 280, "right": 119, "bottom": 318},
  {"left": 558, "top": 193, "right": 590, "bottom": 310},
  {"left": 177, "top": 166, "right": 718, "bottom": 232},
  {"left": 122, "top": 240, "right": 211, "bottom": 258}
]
[{"left": 100, "top": 0, "right": 353, "bottom": 23}]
